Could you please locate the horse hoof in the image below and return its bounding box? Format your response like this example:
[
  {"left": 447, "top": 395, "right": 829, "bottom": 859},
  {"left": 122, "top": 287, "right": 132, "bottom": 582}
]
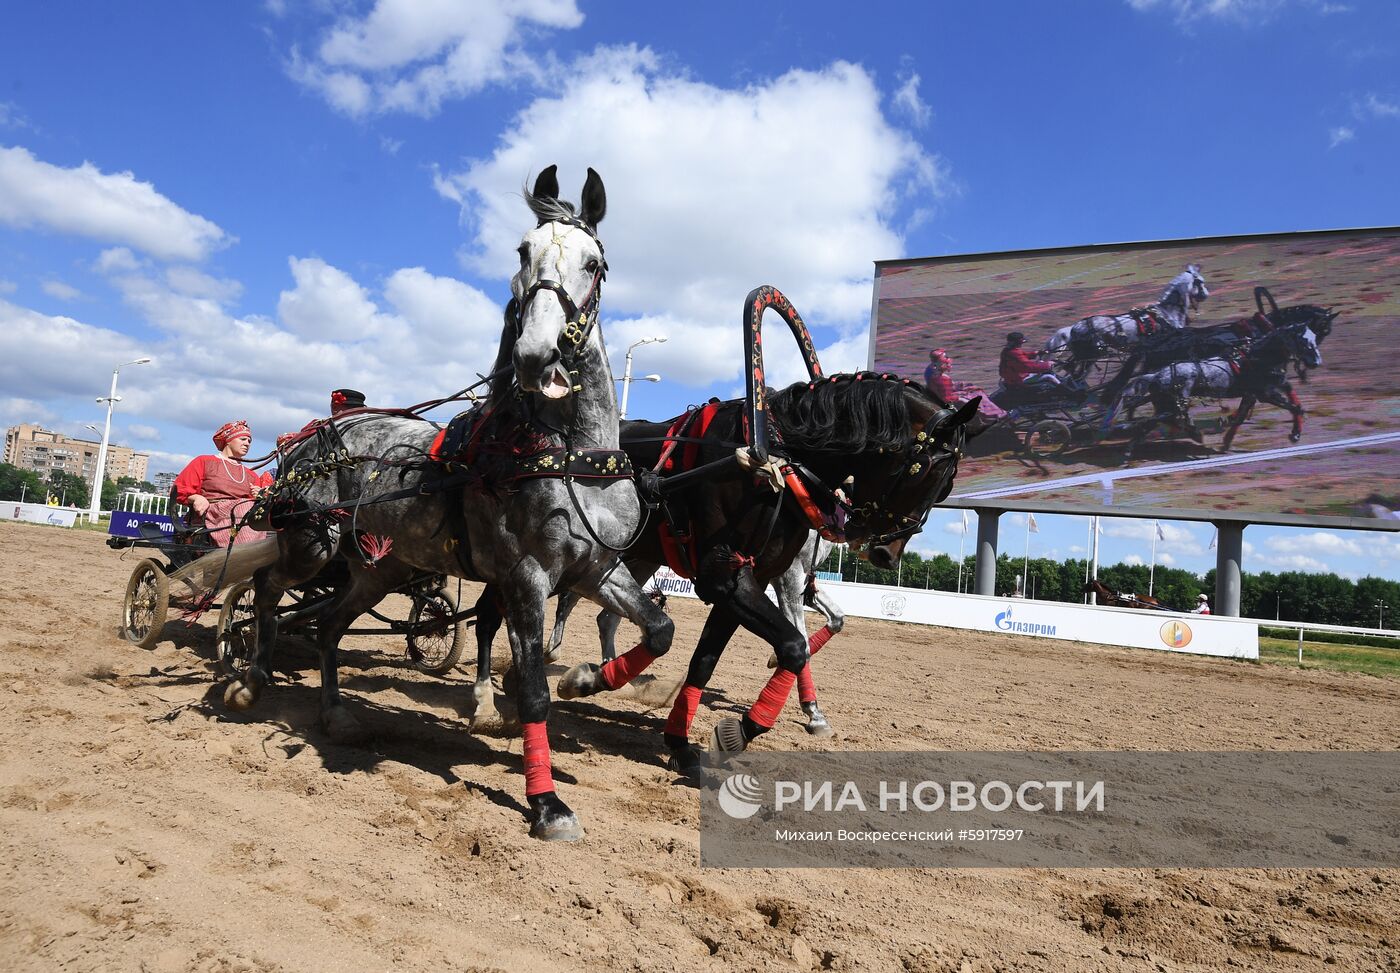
[
  {"left": 557, "top": 662, "right": 606, "bottom": 700},
  {"left": 666, "top": 744, "right": 709, "bottom": 782},
  {"left": 543, "top": 644, "right": 563, "bottom": 666},
  {"left": 223, "top": 680, "right": 257, "bottom": 711},
  {"left": 1289, "top": 433, "right": 1302, "bottom": 444},
  {"left": 765, "top": 651, "right": 777, "bottom": 669},
  {"left": 528, "top": 793, "right": 584, "bottom": 842},
  {"left": 709, "top": 717, "right": 749, "bottom": 755},
  {"left": 322, "top": 706, "right": 367, "bottom": 744},
  {"left": 802, "top": 702, "right": 835, "bottom": 738}
]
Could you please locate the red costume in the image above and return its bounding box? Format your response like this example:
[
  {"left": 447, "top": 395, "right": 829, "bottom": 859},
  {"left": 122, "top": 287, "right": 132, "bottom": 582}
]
[
  {"left": 174, "top": 420, "right": 273, "bottom": 548},
  {"left": 998, "top": 346, "right": 1055, "bottom": 386}
]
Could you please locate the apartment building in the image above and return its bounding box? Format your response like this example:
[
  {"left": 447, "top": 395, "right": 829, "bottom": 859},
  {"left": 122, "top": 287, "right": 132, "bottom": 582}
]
[{"left": 3, "top": 424, "right": 150, "bottom": 487}]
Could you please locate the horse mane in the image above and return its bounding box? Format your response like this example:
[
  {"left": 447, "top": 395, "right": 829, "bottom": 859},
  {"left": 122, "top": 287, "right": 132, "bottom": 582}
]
[
  {"left": 768, "top": 372, "right": 925, "bottom": 453},
  {"left": 522, "top": 185, "right": 579, "bottom": 225}
]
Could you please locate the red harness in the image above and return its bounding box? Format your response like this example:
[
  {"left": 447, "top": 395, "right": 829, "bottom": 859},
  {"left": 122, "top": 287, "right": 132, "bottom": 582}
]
[{"left": 655, "top": 403, "right": 720, "bottom": 578}]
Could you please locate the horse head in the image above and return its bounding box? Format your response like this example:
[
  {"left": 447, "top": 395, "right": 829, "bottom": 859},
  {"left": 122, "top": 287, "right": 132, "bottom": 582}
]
[
  {"left": 1162, "top": 264, "right": 1209, "bottom": 314},
  {"left": 510, "top": 165, "right": 609, "bottom": 400},
  {"left": 845, "top": 385, "right": 981, "bottom": 570},
  {"left": 1292, "top": 325, "right": 1323, "bottom": 369}
]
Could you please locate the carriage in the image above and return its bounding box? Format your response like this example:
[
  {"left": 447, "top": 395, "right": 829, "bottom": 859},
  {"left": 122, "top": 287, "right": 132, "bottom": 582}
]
[{"left": 111, "top": 518, "right": 468, "bottom": 678}]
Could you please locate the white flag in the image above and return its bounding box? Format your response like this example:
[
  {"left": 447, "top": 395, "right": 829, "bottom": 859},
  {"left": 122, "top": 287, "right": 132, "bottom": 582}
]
[
  {"left": 1095, "top": 517, "right": 1103, "bottom": 534},
  {"left": 1208, "top": 528, "right": 1217, "bottom": 550},
  {"left": 1028, "top": 513, "right": 1039, "bottom": 534},
  {"left": 1155, "top": 522, "right": 1166, "bottom": 541},
  {"left": 961, "top": 509, "right": 969, "bottom": 535}
]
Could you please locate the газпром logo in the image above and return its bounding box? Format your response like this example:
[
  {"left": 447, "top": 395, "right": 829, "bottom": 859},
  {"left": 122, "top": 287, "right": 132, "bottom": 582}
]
[{"left": 717, "top": 774, "right": 764, "bottom": 819}]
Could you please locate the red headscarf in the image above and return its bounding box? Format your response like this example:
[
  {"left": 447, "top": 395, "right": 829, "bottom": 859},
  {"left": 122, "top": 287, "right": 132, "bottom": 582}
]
[{"left": 213, "top": 419, "right": 252, "bottom": 450}]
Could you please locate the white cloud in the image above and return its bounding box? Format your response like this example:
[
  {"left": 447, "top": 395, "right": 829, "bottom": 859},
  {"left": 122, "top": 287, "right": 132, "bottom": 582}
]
[
  {"left": 0, "top": 102, "right": 32, "bottom": 130},
  {"left": 1123, "top": 554, "right": 1145, "bottom": 566},
  {"left": 1158, "top": 552, "right": 1177, "bottom": 566},
  {"left": 892, "top": 71, "right": 930, "bottom": 127},
  {"left": 438, "top": 50, "right": 947, "bottom": 395},
  {"left": 382, "top": 266, "right": 501, "bottom": 347},
  {"left": 290, "top": 0, "right": 584, "bottom": 117},
  {"left": 1361, "top": 93, "right": 1399, "bottom": 118},
  {"left": 278, "top": 256, "right": 396, "bottom": 340},
  {"left": 0, "top": 278, "right": 17, "bottom": 295},
  {"left": 94, "top": 247, "right": 143, "bottom": 274},
  {"left": 1265, "top": 530, "right": 1363, "bottom": 556},
  {"left": 1329, "top": 125, "right": 1355, "bottom": 148},
  {"left": 0, "top": 395, "right": 55, "bottom": 428},
  {"left": 165, "top": 266, "right": 244, "bottom": 305},
  {"left": 40, "top": 279, "right": 82, "bottom": 301},
  {"left": 0, "top": 146, "right": 230, "bottom": 262},
  {"left": 126, "top": 423, "right": 161, "bottom": 441},
  {"left": 1125, "top": 0, "right": 1288, "bottom": 26},
  {"left": 1259, "top": 552, "right": 1333, "bottom": 573}
]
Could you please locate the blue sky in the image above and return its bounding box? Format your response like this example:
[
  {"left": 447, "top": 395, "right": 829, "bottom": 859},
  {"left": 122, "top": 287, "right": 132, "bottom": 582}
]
[{"left": 1, "top": 0, "right": 1397, "bottom": 583}]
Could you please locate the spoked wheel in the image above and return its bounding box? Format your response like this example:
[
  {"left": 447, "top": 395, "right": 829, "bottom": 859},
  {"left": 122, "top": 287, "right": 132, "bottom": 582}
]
[
  {"left": 122, "top": 558, "right": 170, "bottom": 650},
  {"left": 1024, "top": 419, "right": 1073, "bottom": 458},
  {"left": 216, "top": 581, "right": 258, "bottom": 679},
  {"left": 406, "top": 587, "right": 466, "bottom": 676}
]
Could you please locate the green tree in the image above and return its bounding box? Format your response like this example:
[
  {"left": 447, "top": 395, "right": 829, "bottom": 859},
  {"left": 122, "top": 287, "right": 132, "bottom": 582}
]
[
  {"left": 46, "top": 469, "right": 89, "bottom": 508},
  {"left": 0, "top": 463, "right": 46, "bottom": 503}
]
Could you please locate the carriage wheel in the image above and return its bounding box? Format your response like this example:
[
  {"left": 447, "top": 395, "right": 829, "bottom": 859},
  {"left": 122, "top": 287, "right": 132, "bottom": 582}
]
[
  {"left": 406, "top": 587, "right": 466, "bottom": 676},
  {"left": 216, "top": 581, "right": 259, "bottom": 679},
  {"left": 1025, "top": 420, "right": 1073, "bottom": 458},
  {"left": 122, "top": 558, "right": 170, "bottom": 650}
]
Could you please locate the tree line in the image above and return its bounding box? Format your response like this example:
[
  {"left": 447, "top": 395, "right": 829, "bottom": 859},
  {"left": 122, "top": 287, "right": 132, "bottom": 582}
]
[
  {"left": 816, "top": 546, "right": 1399, "bottom": 629},
  {"left": 1, "top": 462, "right": 156, "bottom": 511}
]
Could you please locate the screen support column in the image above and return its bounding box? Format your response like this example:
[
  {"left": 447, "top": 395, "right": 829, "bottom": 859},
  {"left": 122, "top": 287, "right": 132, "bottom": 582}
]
[
  {"left": 1213, "top": 521, "right": 1245, "bottom": 617},
  {"left": 974, "top": 509, "right": 1001, "bottom": 596}
]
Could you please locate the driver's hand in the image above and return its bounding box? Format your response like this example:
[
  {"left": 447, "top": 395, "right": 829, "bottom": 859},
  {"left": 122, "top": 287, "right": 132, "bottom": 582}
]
[{"left": 190, "top": 495, "right": 210, "bottom": 515}]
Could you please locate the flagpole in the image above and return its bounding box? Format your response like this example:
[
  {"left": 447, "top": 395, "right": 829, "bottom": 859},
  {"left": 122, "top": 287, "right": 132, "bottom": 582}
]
[
  {"left": 1088, "top": 515, "right": 1101, "bottom": 605},
  {"left": 1149, "top": 520, "right": 1158, "bottom": 596},
  {"left": 957, "top": 510, "right": 968, "bottom": 593},
  {"left": 1022, "top": 516, "right": 1031, "bottom": 598}
]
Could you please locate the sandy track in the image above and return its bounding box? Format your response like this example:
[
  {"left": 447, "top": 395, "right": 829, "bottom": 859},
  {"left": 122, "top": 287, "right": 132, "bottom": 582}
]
[{"left": 2, "top": 520, "right": 1398, "bottom": 972}]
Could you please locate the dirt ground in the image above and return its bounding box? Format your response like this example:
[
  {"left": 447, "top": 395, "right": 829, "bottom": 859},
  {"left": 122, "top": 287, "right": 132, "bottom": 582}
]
[{"left": 2, "top": 519, "right": 1399, "bottom": 973}]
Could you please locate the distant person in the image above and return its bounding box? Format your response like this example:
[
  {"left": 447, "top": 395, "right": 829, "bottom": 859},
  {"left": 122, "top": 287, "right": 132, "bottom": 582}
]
[
  {"left": 998, "top": 331, "right": 1063, "bottom": 393},
  {"left": 1192, "top": 593, "right": 1211, "bottom": 615},
  {"left": 174, "top": 420, "right": 274, "bottom": 547},
  {"left": 923, "top": 349, "right": 954, "bottom": 401},
  {"left": 280, "top": 388, "right": 370, "bottom": 449}
]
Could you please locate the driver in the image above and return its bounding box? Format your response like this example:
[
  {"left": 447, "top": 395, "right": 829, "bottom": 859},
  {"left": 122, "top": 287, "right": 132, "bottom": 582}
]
[
  {"left": 173, "top": 420, "right": 274, "bottom": 547},
  {"left": 999, "top": 331, "right": 1065, "bottom": 396}
]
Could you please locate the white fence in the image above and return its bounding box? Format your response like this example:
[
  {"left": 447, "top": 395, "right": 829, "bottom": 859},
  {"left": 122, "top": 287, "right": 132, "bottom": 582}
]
[{"left": 652, "top": 568, "right": 1258, "bottom": 660}]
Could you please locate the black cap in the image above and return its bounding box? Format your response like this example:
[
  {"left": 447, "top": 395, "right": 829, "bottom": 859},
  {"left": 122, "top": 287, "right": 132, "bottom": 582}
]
[
  {"left": 1007, "top": 331, "right": 1025, "bottom": 345},
  {"left": 331, "top": 389, "right": 366, "bottom": 415}
]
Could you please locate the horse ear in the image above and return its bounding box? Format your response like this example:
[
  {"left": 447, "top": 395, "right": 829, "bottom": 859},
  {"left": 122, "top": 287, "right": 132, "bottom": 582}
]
[
  {"left": 950, "top": 396, "right": 980, "bottom": 427},
  {"left": 532, "top": 165, "right": 560, "bottom": 201},
  {"left": 580, "top": 167, "right": 606, "bottom": 227}
]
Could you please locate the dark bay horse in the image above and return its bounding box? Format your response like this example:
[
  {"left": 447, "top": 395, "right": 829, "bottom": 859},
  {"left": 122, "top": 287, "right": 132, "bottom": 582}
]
[
  {"left": 1085, "top": 579, "right": 1166, "bottom": 610},
  {"left": 227, "top": 166, "right": 672, "bottom": 841},
  {"left": 548, "top": 374, "right": 979, "bottom": 775}
]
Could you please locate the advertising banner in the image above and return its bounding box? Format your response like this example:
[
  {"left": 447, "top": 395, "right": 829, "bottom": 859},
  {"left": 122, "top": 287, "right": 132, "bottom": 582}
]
[
  {"left": 0, "top": 502, "right": 79, "bottom": 527},
  {"left": 106, "top": 511, "right": 176, "bottom": 539},
  {"left": 817, "top": 581, "right": 1257, "bottom": 659},
  {"left": 871, "top": 227, "right": 1400, "bottom": 527}
]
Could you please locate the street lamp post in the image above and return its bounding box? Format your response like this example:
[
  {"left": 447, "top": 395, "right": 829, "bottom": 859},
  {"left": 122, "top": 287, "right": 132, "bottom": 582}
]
[
  {"left": 1378, "top": 601, "right": 1389, "bottom": 630},
  {"left": 90, "top": 357, "right": 152, "bottom": 521},
  {"left": 619, "top": 336, "right": 666, "bottom": 419}
]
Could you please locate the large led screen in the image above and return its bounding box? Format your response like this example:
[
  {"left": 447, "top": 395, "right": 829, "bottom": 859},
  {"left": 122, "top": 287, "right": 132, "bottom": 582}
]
[{"left": 870, "top": 228, "right": 1400, "bottom": 527}]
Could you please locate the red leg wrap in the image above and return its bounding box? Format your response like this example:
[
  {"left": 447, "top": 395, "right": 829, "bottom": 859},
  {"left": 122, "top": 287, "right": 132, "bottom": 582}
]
[
  {"left": 747, "top": 669, "right": 797, "bottom": 729},
  {"left": 664, "top": 684, "right": 703, "bottom": 738},
  {"left": 797, "top": 664, "right": 817, "bottom": 704},
  {"left": 599, "top": 642, "right": 658, "bottom": 690},
  {"left": 808, "top": 624, "right": 834, "bottom": 656},
  {"left": 521, "top": 721, "right": 553, "bottom": 797}
]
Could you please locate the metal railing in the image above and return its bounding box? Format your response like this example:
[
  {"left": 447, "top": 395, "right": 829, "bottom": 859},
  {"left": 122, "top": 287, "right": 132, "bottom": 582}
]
[{"left": 1249, "top": 616, "right": 1400, "bottom": 662}]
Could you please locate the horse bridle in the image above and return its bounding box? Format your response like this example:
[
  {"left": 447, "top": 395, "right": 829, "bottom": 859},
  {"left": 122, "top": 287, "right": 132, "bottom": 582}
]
[
  {"left": 510, "top": 217, "right": 609, "bottom": 374},
  {"left": 787, "top": 412, "right": 968, "bottom": 552}
]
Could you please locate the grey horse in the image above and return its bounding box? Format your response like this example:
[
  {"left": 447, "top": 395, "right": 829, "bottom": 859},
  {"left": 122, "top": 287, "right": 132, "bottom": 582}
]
[
  {"left": 1045, "top": 264, "right": 1210, "bottom": 375},
  {"left": 224, "top": 166, "right": 673, "bottom": 841}
]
